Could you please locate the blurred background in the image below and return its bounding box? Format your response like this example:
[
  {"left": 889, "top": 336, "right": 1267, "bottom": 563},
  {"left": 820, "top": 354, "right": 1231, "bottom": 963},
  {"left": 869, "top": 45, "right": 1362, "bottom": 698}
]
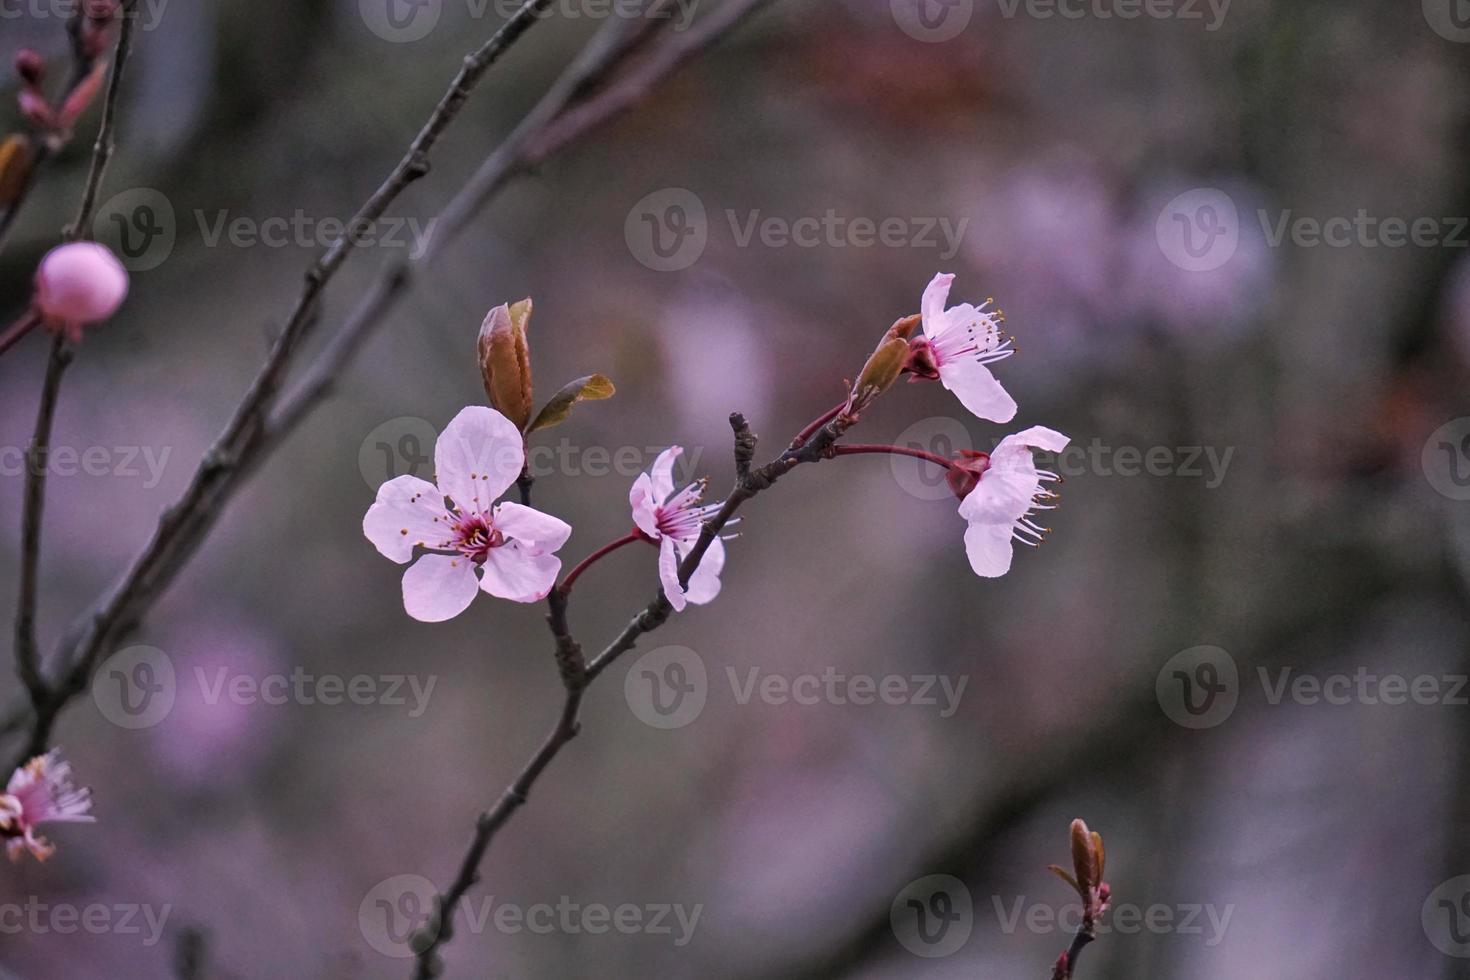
[{"left": 2, "top": 0, "right": 1469, "bottom": 976}]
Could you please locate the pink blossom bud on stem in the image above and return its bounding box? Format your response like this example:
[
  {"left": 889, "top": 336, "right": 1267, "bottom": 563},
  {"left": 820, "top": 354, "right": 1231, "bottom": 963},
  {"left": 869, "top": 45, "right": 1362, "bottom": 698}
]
[{"left": 33, "top": 242, "right": 129, "bottom": 342}]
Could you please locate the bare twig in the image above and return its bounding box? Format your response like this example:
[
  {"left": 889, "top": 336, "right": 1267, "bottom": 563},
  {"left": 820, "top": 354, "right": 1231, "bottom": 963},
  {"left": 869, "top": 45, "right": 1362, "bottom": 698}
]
[
  {"left": 0, "top": 0, "right": 139, "bottom": 255},
  {"left": 14, "top": 335, "right": 71, "bottom": 702},
  {"left": 65, "top": 0, "right": 140, "bottom": 242},
  {"left": 11, "top": 1, "right": 135, "bottom": 752}
]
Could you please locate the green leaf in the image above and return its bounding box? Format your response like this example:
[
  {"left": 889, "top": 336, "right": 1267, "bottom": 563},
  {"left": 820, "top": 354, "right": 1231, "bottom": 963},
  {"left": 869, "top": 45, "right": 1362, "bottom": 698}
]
[{"left": 526, "top": 374, "right": 615, "bottom": 433}]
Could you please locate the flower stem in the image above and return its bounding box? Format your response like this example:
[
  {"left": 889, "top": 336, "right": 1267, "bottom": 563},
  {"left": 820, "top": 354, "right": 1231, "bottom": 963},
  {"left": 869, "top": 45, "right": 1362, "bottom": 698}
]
[
  {"left": 556, "top": 531, "right": 646, "bottom": 596},
  {"left": 790, "top": 400, "right": 848, "bottom": 449},
  {"left": 829, "top": 443, "right": 955, "bottom": 471}
]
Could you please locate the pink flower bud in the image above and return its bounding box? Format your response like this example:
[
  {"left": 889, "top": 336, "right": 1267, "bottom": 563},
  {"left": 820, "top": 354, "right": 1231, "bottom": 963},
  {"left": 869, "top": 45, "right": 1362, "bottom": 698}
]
[
  {"left": 57, "top": 61, "right": 108, "bottom": 133},
  {"left": 17, "top": 88, "right": 52, "bottom": 130},
  {"left": 14, "top": 50, "right": 44, "bottom": 87},
  {"left": 34, "top": 242, "right": 129, "bottom": 340}
]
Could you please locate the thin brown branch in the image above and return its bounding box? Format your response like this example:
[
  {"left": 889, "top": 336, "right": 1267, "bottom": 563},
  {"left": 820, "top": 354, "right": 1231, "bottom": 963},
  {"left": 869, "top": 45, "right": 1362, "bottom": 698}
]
[
  {"left": 14, "top": 334, "right": 71, "bottom": 703},
  {"left": 65, "top": 0, "right": 140, "bottom": 242}
]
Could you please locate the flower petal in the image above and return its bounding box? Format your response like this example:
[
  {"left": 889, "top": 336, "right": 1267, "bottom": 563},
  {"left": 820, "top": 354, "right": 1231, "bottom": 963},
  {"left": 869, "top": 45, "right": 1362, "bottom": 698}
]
[
  {"left": 363, "top": 475, "right": 452, "bottom": 563},
  {"left": 435, "top": 406, "right": 524, "bottom": 518},
  {"left": 401, "top": 554, "right": 480, "bottom": 623},
  {"left": 682, "top": 535, "right": 725, "bottom": 606},
  {"left": 938, "top": 358, "right": 1017, "bottom": 423},
  {"left": 649, "top": 446, "right": 682, "bottom": 503},
  {"left": 964, "top": 520, "right": 1015, "bottom": 578},
  {"left": 493, "top": 501, "right": 571, "bottom": 552},
  {"left": 629, "top": 473, "right": 662, "bottom": 539},
  {"left": 480, "top": 542, "right": 561, "bottom": 603},
  {"left": 658, "top": 536, "right": 687, "bottom": 612},
  {"left": 921, "top": 272, "right": 956, "bottom": 342},
  {"left": 996, "top": 425, "right": 1070, "bottom": 456},
  {"left": 958, "top": 450, "right": 1039, "bottom": 524}
]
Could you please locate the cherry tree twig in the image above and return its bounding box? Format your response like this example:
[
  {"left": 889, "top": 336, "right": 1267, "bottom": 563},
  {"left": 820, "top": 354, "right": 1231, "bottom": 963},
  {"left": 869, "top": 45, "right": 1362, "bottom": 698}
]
[{"left": 11, "top": 1, "right": 137, "bottom": 728}]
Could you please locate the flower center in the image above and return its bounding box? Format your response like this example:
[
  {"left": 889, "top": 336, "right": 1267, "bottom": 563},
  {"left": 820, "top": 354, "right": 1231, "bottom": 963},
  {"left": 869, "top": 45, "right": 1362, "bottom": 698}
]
[{"left": 452, "top": 514, "right": 504, "bottom": 563}]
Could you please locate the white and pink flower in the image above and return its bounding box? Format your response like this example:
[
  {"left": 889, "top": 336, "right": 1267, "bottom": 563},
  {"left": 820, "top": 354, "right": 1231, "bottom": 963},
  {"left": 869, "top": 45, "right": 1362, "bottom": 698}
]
[
  {"left": 910, "top": 272, "right": 1018, "bottom": 423},
  {"left": 956, "top": 426, "right": 1069, "bottom": 578},
  {"left": 363, "top": 406, "right": 572, "bottom": 621},
  {"left": 0, "top": 750, "right": 95, "bottom": 862},
  {"left": 629, "top": 447, "right": 726, "bottom": 611}
]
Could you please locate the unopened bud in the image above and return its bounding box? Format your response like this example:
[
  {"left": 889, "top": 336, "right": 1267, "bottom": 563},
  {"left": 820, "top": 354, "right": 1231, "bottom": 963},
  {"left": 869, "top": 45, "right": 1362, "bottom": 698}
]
[
  {"left": 14, "top": 50, "right": 44, "bottom": 87},
  {"left": 18, "top": 89, "right": 52, "bottom": 130},
  {"left": 477, "top": 298, "right": 534, "bottom": 431},
  {"left": 34, "top": 242, "right": 130, "bottom": 341},
  {"left": 847, "top": 314, "right": 921, "bottom": 413},
  {"left": 0, "top": 135, "right": 34, "bottom": 209},
  {"left": 57, "top": 60, "right": 108, "bottom": 134}
]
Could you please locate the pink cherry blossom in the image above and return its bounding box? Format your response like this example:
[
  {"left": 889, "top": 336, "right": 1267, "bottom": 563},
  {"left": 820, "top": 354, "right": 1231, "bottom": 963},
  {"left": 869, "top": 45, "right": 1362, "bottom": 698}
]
[
  {"left": 33, "top": 242, "right": 129, "bottom": 341},
  {"left": 957, "top": 426, "right": 1069, "bottom": 577},
  {"left": 363, "top": 406, "right": 572, "bottom": 622},
  {"left": 0, "top": 750, "right": 95, "bottom": 862},
  {"left": 911, "top": 272, "right": 1017, "bottom": 423},
  {"left": 629, "top": 446, "right": 726, "bottom": 611}
]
